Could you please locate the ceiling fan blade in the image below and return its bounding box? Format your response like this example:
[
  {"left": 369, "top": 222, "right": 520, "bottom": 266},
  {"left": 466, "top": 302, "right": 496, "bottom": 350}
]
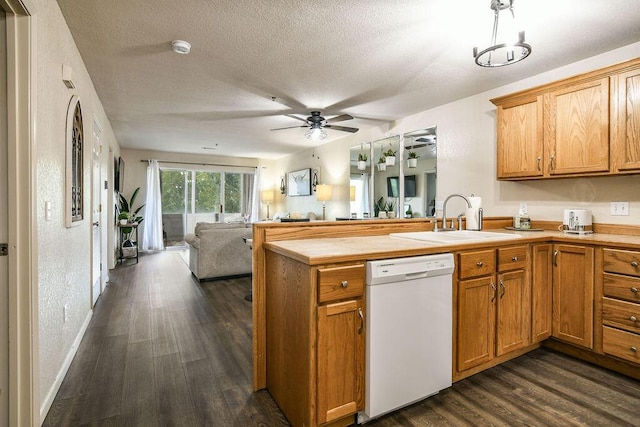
[
  {"left": 324, "top": 124, "right": 359, "bottom": 133},
  {"left": 326, "top": 114, "right": 354, "bottom": 124},
  {"left": 284, "top": 114, "right": 310, "bottom": 123},
  {"left": 270, "top": 125, "right": 308, "bottom": 131},
  {"left": 415, "top": 137, "right": 435, "bottom": 143}
]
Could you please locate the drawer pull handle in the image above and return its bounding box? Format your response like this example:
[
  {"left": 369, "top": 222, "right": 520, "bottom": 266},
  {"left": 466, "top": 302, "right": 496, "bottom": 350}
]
[
  {"left": 500, "top": 280, "right": 506, "bottom": 298},
  {"left": 491, "top": 283, "right": 497, "bottom": 302},
  {"left": 358, "top": 308, "right": 364, "bottom": 335},
  {"left": 631, "top": 346, "right": 638, "bottom": 353},
  {"left": 632, "top": 287, "right": 639, "bottom": 294},
  {"left": 512, "top": 256, "right": 518, "bottom": 262},
  {"left": 631, "top": 316, "right": 638, "bottom": 322},
  {"left": 341, "top": 281, "right": 349, "bottom": 288},
  {"left": 632, "top": 261, "right": 639, "bottom": 268},
  {"left": 477, "top": 261, "right": 484, "bottom": 267}
]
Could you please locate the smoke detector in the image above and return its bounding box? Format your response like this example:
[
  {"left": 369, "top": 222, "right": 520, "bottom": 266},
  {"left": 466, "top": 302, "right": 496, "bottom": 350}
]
[{"left": 171, "top": 40, "right": 191, "bottom": 55}]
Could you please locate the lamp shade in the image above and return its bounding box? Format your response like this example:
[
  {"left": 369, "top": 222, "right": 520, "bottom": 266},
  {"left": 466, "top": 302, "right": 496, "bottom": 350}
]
[
  {"left": 350, "top": 186, "right": 356, "bottom": 202},
  {"left": 316, "top": 184, "right": 333, "bottom": 202},
  {"left": 261, "top": 189, "right": 275, "bottom": 203}
]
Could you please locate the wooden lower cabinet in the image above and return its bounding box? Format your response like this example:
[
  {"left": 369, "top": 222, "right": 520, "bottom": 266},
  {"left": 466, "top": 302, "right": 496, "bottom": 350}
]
[
  {"left": 456, "top": 246, "right": 530, "bottom": 376},
  {"left": 317, "top": 299, "right": 365, "bottom": 425},
  {"left": 265, "top": 250, "right": 365, "bottom": 427},
  {"left": 552, "top": 244, "right": 595, "bottom": 349},
  {"left": 531, "top": 244, "right": 553, "bottom": 342}
]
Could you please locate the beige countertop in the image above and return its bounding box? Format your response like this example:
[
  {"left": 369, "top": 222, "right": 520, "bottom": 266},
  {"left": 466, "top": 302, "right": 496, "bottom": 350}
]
[{"left": 264, "top": 229, "right": 640, "bottom": 265}]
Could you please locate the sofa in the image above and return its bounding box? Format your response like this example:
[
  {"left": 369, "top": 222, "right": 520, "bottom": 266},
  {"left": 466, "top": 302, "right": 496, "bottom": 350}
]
[{"left": 184, "top": 222, "right": 253, "bottom": 281}]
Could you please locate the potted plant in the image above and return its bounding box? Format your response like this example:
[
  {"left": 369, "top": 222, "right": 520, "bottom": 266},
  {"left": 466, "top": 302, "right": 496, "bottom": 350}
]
[
  {"left": 374, "top": 197, "right": 386, "bottom": 218},
  {"left": 377, "top": 155, "right": 387, "bottom": 171},
  {"left": 407, "top": 151, "right": 419, "bottom": 168},
  {"left": 357, "top": 153, "right": 368, "bottom": 171},
  {"left": 385, "top": 199, "right": 396, "bottom": 218},
  {"left": 116, "top": 187, "right": 145, "bottom": 246},
  {"left": 383, "top": 147, "right": 396, "bottom": 166}
]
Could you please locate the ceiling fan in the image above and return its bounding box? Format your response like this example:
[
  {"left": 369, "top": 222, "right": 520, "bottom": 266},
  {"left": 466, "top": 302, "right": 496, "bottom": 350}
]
[{"left": 271, "top": 111, "right": 359, "bottom": 141}]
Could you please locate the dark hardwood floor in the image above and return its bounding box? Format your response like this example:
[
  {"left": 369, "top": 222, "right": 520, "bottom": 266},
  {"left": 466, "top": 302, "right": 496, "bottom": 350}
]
[{"left": 43, "top": 251, "right": 640, "bottom": 426}]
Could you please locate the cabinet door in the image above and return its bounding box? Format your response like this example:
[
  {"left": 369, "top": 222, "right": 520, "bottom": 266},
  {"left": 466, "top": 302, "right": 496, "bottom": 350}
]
[
  {"left": 496, "top": 270, "right": 529, "bottom": 356},
  {"left": 531, "top": 244, "right": 553, "bottom": 342},
  {"left": 496, "top": 96, "right": 544, "bottom": 179},
  {"left": 457, "top": 276, "right": 496, "bottom": 371},
  {"left": 612, "top": 68, "right": 640, "bottom": 172},
  {"left": 317, "top": 299, "right": 365, "bottom": 425},
  {"left": 552, "top": 244, "right": 595, "bottom": 349},
  {"left": 545, "top": 78, "right": 610, "bottom": 176}
]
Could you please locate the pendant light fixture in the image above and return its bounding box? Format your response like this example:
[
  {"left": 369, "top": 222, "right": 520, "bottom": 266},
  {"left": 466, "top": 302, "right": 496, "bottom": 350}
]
[
  {"left": 473, "top": 0, "right": 531, "bottom": 67},
  {"left": 305, "top": 124, "right": 327, "bottom": 141}
]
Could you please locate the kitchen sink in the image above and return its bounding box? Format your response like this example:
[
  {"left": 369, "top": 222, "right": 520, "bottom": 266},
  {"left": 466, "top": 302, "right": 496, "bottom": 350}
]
[{"left": 389, "top": 230, "right": 522, "bottom": 244}]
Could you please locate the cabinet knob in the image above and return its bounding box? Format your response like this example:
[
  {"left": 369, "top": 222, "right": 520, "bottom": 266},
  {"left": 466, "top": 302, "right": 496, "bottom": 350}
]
[
  {"left": 632, "top": 261, "right": 639, "bottom": 268},
  {"left": 632, "top": 287, "right": 639, "bottom": 294},
  {"left": 512, "top": 256, "right": 518, "bottom": 261},
  {"left": 631, "top": 316, "right": 638, "bottom": 322},
  {"left": 341, "top": 281, "right": 349, "bottom": 288},
  {"left": 631, "top": 346, "right": 638, "bottom": 353},
  {"left": 477, "top": 261, "right": 484, "bottom": 267}
]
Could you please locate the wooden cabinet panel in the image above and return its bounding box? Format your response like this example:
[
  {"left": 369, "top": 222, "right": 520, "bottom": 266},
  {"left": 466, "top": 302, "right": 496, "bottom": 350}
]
[
  {"left": 458, "top": 250, "right": 495, "bottom": 279},
  {"left": 603, "top": 248, "right": 640, "bottom": 277},
  {"left": 552, "top": 244, "right": 595, "bottom": 349},
  {"left": 496, "top": 97, "right": 544, "bottom": 179},
  {"left": 545, "top": 78, "right": 610, "bottom": 176},
  {"left": 498, "top": 245, "right": 528, "bottom": 272},
  {"left": 457, "top": 276, "right": 496, "bottom": 371},
  {"left": 612, "top": 68, "right": 640, "bottom": 172},
  {"left": 602, "top": 297, "right": 640, "bottom": 334},
  {"left": 603, "top": 326, "right": 640, "bottom": 364},
  {"left": 496, "top": 270, "right": 529, "bottom": 356},
  {"left": 317, "top": 299, "right": 365, "bottom": 424},
  {"left": 317, "top": 264, "right": 365, "bottom": 304},
  {"left": 532, "top": 244, "right": 553, "bottom": 342}
]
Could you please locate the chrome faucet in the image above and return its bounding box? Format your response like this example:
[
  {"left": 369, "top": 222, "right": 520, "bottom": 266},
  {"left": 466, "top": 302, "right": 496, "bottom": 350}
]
[{"left": 436, "top": 194, "right": 472, "bottom": 232}]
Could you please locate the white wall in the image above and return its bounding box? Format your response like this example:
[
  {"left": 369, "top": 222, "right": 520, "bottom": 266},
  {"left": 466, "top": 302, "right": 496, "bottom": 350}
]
[
  {"left": 275, "top": 41, "right": 640, "bottom": 225},
  {"left": 34, "top": 0, "right": 121, "bottom": 419}
]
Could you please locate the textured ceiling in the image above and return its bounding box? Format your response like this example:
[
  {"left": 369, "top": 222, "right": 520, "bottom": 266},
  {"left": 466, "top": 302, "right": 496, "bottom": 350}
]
[{"left": 56, "top": 0, "right": 640, "bottom": 159}]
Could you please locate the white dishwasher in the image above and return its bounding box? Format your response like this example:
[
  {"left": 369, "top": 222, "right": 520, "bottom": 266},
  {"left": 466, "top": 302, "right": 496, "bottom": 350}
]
[{"left": 358, "top": 253, "right": 454, "bottom": 423}]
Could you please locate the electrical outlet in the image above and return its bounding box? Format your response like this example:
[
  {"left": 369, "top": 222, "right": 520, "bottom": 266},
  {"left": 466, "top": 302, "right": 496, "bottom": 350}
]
[
  {"left": 435, "top": 200, "right": 444, "bottom": 211},
  {"left": 611, "top": 202, "right": 630, "bottom": 216},
  {"left": 519, "top": 202, "right": 528, "bottom": 214}
]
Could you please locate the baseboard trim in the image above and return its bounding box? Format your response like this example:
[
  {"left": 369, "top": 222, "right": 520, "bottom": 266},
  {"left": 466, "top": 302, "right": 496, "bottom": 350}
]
[{"left": 39, "top": 309, "right": 93, "bottom": 423}]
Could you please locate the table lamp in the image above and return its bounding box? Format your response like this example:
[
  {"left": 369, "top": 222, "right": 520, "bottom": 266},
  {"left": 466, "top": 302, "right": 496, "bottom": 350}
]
[
  {"left": 316, "top": 184, "right": 333, "bottom": 220},
  {"left": 261, "top": 189, "right": 275, "bottom": 220}
]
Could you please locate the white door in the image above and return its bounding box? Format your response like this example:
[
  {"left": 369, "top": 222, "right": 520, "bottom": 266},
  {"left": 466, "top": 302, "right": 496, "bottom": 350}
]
[
  {"left": 0, "top": 9, "right": 9, "bottom": 425},
  {"left": 91, "top": 121, "right": 102, "bottom": 306}
]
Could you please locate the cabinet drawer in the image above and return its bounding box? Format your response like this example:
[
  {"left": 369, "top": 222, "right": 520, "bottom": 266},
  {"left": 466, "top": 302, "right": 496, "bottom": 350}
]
[
  {"left": 603, "top": 326, "right": 640, "bottom": 365},
  {"left": 498, "top": 246, "right": 528, "bottom": 272},
  {"left": 603, "top": 297, "right": 640, "bottom": 334},
  {"left": 317, "top": 264, "right": 365, "bottom": 304},
  {"left": 603, "top": 249, "right": 640, "bottom": 277},
  {"left": 459, "top": 250, "right": 495, "bottom": 279},
  {"left": 603, "top": 273, "right": 640, "bottom": 302}
]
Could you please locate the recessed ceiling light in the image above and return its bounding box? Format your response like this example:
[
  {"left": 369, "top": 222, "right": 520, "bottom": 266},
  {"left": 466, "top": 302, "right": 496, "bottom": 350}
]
[{"left": 171, "top": 40, "right": 191, "bottom": 55}]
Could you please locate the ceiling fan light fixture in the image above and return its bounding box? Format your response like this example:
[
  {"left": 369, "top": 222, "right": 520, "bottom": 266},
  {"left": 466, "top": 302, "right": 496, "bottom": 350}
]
[
  {"left": 305, "top": 126, "right": 327, "bottom": 141},
  {"left": 473, "top": 0, "right": 531, "bottom": 67},
  {"left": 171, "top": 40, "right": 191, "bottom": 55}
]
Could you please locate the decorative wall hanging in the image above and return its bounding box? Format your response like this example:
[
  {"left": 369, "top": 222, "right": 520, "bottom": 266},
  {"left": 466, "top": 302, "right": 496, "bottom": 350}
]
[
  {"left": 65, "top": 95, "right": 84, "bottom": 227},
  {"left": 287, "top": 168, "right": 312, "bottom": 196}
]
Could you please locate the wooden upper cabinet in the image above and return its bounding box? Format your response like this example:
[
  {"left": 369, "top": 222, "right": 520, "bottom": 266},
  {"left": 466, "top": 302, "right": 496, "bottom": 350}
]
[
  {"left": 545, "top": 77, "right": 610, "bottom": 176},
  {"left": 612, "top": 68, "right": 640, "bottom": 172},
  {"left": 496, "top": 96, "right": 544, "bottom": 179}
]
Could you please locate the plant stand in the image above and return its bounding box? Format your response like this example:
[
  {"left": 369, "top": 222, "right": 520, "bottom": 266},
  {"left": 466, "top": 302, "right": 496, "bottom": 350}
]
[{"left": 119, "top": 222, "right": 139, "bottom": 264}]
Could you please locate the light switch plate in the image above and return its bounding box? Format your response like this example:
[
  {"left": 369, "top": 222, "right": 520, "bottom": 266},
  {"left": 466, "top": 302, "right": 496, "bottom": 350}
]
[
  {"left": 435, "top": 200, "right": 444, "bottom": 210},
  {"left": 611, "top": 201, "right": 630, "bottom": 216}
]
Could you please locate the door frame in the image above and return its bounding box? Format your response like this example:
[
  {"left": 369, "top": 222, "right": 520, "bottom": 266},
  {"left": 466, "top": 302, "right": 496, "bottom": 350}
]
[
  {"left": 3, "top": 0, "right": 37, "bottom": 425},
  {"left": 91, "top": 116, "right": 103, "bottom": 307}
]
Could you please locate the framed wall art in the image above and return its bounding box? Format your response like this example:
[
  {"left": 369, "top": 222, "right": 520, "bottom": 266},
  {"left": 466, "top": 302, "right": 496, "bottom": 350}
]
[
  {"left": 65, "top": 95, "right": 85, "bottom": 227},
  {"left": 287, "top": 168, "right": 312, "bottom": 196}
]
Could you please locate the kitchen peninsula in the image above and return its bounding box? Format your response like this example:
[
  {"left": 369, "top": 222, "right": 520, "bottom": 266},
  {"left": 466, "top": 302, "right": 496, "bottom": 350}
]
[{"left": 252, "top": 218, "right": 640, "bottom": 427}]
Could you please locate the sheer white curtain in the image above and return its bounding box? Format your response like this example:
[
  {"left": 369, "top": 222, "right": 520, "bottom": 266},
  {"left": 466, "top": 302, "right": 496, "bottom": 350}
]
[
  {"left": 142, "top": 160, "right": 165, "bottom": 250},
  {"left": 250, "top": 167, "right": 261, "bottom": 222},
  {"left": 360, "top": 173, "right": 370, "bottom": 216}
]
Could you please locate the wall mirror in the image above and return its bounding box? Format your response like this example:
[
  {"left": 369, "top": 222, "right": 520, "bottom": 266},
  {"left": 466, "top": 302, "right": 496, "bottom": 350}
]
[{"left": 350, "top": 126, "right": 437, "bottom": 219}]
